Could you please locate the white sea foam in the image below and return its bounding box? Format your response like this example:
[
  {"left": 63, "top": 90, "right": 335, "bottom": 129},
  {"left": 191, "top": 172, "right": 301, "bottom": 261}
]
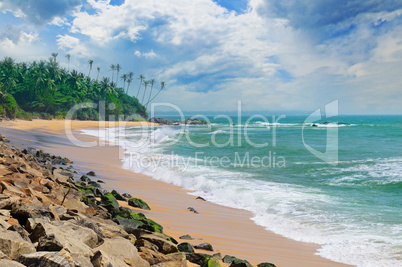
[{"left": 81, "top": 126, "right": 402, "bottom": 267}]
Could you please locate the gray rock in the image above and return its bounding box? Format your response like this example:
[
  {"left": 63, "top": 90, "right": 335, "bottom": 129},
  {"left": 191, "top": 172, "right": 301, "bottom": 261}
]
[
  {"left": 11, "top": 203, "right": 53, "bottom": 224},
  {"left": 26, "top": 217, "right": 51, "bottom": 232},
  {"left": 0, "top": 230, "right": 36, "bottom": 259},
  {"left": 0, "top": 218, "right": 11, "bottom": 230},
  {"left": 179, "top": 234, "right": 194, "bottom": 240},
  {"left": 53, "top": 169, "right": 73, "bottom": 184},
  {"left": 194, "top": 243, "right": 213, "bottom": 251},
  {"left": 139, "top": 234, "right": 178, "bottom": 254},
  {"left": 16, "top": 251, "right": 79, "bottom": 267},
  {"left": 94, "top": 237, "right": 150, "bottom": 267},
  {"left": 178, "top": 242, "right": 194, "bottom": 253},
  {"left": 37, "top": 234, "right": 64, "bottom": 251},
  {"left": 257, "top": 263, "right": 276, "bottom": 267},
  {"left": 0, "top": 195, "right": 20, "bottom": 209},
  {"left": 8, "top": 224, "right": 31, "bottom": 242}
]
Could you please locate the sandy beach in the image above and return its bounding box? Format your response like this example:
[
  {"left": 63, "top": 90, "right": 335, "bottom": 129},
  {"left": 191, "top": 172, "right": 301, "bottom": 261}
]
[{"left": 0, "top": 119, "right": 351, "bottom": 267}]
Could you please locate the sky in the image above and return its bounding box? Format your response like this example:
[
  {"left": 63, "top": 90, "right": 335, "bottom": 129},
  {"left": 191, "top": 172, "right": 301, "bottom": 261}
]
[{"left": 0, "top": 0, "right": 401, "bottom": 114}]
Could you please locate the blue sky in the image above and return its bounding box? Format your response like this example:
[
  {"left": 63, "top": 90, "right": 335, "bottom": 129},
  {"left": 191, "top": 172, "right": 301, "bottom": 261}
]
[{"left": 0, "top": 0, "right": 401, "bottom": 114}]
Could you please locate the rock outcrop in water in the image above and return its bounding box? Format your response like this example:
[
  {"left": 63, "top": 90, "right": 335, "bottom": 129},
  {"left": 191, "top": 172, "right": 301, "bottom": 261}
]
[{"left": 149, "top": 117, "right": 208, "bottom": 126}]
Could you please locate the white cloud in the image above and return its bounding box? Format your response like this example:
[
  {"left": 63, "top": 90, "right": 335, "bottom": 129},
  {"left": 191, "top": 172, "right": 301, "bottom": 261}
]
[
  {"left": 134, "top": 49, "right": 158, "bottom": 59},
  {"left": 56, "top": 34, "right": 91, "bottom": 58}
]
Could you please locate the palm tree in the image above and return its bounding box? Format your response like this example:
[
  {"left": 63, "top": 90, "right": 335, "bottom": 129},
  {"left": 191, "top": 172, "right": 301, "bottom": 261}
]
[
  {"left": 110, "top": 64, "right": 116, "bottom": 82},
  {"left": 65, "top": 54, "right": 71, "bottom": 71},
  {"left": 145, "top": 81, "right": 166, "bottom": 105},
  {"left": 88, "top": 59, "right": 94, "bottom": 77},
  {"left": 142, "top": 80, "right": 149, "bottom": 103},
  {"left": 96, "top": 66, "right": 101, "bottom": 81},
  {"left": 136, "top": 74, "right": 145, "bottom": 98},
  {"left": 121, "top": 73, "right": 128, "bottom": 92},
  {"left": 51, "top": 53, "right": 58, "bottom": 63},
  {"left": 115, "top": 64, "right": 121, "bottom": 84},
  {"left": 146, "top": 78, "right": 155, "bottom": 108}
]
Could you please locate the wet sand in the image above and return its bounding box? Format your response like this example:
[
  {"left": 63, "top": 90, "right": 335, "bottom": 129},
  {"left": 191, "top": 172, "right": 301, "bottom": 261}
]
[{"left": 0, "top": 119, "right": 351, "bottom": 267}]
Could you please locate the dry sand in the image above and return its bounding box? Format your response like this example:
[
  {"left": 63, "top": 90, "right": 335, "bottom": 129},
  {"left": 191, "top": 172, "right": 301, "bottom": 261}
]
[{"left": 0, "top": 119, "right": 351, "bottom": 267}]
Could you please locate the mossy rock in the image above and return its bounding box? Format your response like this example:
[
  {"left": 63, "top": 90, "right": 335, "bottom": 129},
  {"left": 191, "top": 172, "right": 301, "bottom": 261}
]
[
  {"left": 257, "top": 263, "right": 276, "bottom": 267},
  {"left": 101, "top": 192, "right": 119, "bottom": 210},
  {"left": 128, "top": 198, "right": 150, "bottom": 210},
  {"left": 114, "top": 212, "right": 163, "bottom": 233},
  {"left": 202, "top": 258, "right": 221, "bottom": 267},
  {"left": 178, "top": 242, "right": 194, "bottom": 253},
  {"left": 223, "top": 255, "right": 252, "bottom": 267},
  {"left": 111, "top": 190, "right": 126, "bottom": 201}
]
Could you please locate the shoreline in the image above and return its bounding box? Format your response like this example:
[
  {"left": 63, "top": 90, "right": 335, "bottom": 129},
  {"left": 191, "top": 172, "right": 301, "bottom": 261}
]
[{"left": 0, "top": 119, "right": 351, "bottom": 266}]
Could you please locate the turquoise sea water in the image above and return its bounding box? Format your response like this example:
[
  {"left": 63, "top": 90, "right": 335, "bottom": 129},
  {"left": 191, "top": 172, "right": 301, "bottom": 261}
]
[{"left": 83, "top": 115, "right": 402, "bottom": 266}]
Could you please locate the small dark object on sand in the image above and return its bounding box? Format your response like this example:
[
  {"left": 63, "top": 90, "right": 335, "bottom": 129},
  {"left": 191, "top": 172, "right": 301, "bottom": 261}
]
[
  {"left": 187, "top": 207, "right": 199, "bottom": 214},
  {"left": 196, "top": 196, "right": 206, "bottom": 201}
]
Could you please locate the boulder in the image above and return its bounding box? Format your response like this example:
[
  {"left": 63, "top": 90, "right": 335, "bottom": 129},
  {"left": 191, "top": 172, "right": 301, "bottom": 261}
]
[
  {"left": 186, "top": 253, "right": 212, "bottom": 265},
  {"left": 122, "top": 193, "right": 133, "bottom": 199},
  {"left": 100, "top": 192, "right": 119, "bottom": 211},
  {"left": 7, "top": 224, "right": 30, "bottom": 242},
  {"left": 53, "top": 169, "right": 73, "bottom": 184},
  {"left": 202, "top": 258, "right": 221, "bottom": 267},
  {"left": 80, "top": 175, "right": 91, "bottom": 183},
  {"left": 257, "top": 263, "right": 276, "bottom": 267},
  {"left": 111, "top": 190, "right": 126, "bottom": 201},
  {"left": 138, "top": 247, "right": 170, "bottom": 265},
  {"left": 222, "top": 255, "right": 252, "bottom": 267},
  {"left": 194, "top": 243, "right": 214, "bottom": 251},
  {"left": 93, "top": 237, "right": 149, "bottom": 267},
  {"left": 0, "top": 230, "right": 36, "bottom": 259},
  {"left": 0, "top": 259, "right": 26, "bottom": 266},
  {"left": 151, "top": 252, "right": 188, "bottom": 267},
  {"left": 16, "top": 251, "right": 79, "bottom": 267},
  {"left": 11, "top": 203, "right": 53, "bottom": 226},
  {"left": 86, "top": 171, "right": 96, "bottom": 176},
  {"left": 139, "top": 234, "right": 178, "bottom": 254},
  {"left": 179, "top": 234, "right": 194, "bottom": 240},
  {"left": 114, "top": 212, "right": 163, "bottom": 233},
  {"left": 128, "top": 198, "right": 150, "bottom": 210},
  {"left": 37, "top": 234, "right": 64, "bottom": 251},
  {"left": 26, "top": 217, "right": 52, "bottom": 232},
  {"left": 0, "top": 194, "right": 20, "bottom": 209},
  {"left": 178, "top": 242, "right": 194, "bottom": 253}
]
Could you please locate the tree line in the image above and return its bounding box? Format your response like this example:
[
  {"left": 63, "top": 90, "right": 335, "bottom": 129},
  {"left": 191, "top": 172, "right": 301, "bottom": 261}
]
[{"left": 0, "top": 54, "right": 166, "bottom": 120}]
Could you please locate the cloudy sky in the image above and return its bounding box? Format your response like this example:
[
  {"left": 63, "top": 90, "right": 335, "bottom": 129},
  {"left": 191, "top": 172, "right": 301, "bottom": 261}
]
[{"left": 0, "top": 0, "right": 401, "bottom": 114}]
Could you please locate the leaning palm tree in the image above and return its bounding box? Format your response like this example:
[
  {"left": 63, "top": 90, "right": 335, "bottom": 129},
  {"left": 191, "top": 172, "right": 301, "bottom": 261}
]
[
  {"left": 145, "top": 81, "right": 166, "bottom": 105},
  {"left": 146, "top": 78, "right": 155, "bottom": 108},
  {"left": 121, "top": 73, "right": 128, "bottom": 92},
  {"left": 126, "top": 71, "right": 134, "bottom": 94},
  {"left": 88, "top": 59, "right": 94, "bottom": 77},
  {"left": 141, "top": 80, "right": 149, "bottom": 103},
  {"left": 115, "top": 64, "right": 121, "bottom": 84},
  {"left": 65, "top": 54, "right": 71, "bottom": 71},
  {"left": 110, "top": 64, "right": 116, "bottom": 82},
  {"left": 136, "top": 74, "right": 145, "bottom": 98}
]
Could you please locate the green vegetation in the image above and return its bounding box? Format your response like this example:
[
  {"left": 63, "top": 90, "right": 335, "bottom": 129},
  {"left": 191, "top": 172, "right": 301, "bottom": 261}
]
[{"left": 0, "top": 55, "right": 166, "bottom": 120}]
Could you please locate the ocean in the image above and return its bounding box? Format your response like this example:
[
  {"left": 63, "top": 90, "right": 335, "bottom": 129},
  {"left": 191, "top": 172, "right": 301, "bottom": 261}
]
[{"left": 82, "top": 114, "right": 402, "bottom": 267}]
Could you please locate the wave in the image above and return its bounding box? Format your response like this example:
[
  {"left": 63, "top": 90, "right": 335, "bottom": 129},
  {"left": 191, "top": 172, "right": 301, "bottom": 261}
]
[
  {"left": 208, "top": 129, "right": 227, "bottom": 134},
  {"left": 81, "top": 126, "right": 402, "bottom": 267}
]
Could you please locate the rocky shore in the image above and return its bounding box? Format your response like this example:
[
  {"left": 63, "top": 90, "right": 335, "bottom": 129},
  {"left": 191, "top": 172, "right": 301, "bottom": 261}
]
[{"left": 0, "top": 133, "right": 275, "bottom": 267}]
